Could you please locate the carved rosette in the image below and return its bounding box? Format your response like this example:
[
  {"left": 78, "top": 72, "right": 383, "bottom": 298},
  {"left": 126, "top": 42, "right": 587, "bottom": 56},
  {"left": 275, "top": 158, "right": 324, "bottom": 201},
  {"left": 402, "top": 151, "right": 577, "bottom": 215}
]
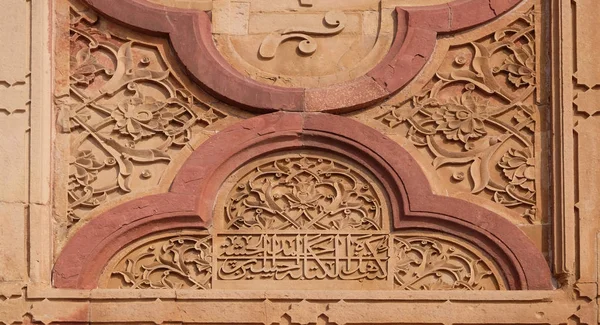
[{"left": 392, "top": 234, "right": 505, "bottom": 290}]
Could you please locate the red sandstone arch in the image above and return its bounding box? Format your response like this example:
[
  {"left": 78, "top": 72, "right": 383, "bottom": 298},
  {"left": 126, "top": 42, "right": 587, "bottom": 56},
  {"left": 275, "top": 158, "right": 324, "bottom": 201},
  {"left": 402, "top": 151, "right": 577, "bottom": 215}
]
[
  {"left": 81, "top": 0, "right": 523, "bottom": 113},
  {"left": 53, "top": 112, "right": 552, "bottom": 290}
]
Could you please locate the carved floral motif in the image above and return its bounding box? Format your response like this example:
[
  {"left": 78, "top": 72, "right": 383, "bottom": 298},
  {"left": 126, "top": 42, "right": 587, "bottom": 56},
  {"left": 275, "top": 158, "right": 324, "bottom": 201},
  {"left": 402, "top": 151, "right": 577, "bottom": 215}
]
[
  {"left": 63, "top": 5, "right": 225, "bottom": 225},
  {"left": 380, "top": 10, "right": 539, "bottom": 223},
  {"left": 224, "top": 155, "right": 385, "bottom": 231},
  {"left": 108, "top": 234, "right": 212, "bottom": 289},
  {"left": 392, "top": 235, "right": 505, "bottom": 290}
]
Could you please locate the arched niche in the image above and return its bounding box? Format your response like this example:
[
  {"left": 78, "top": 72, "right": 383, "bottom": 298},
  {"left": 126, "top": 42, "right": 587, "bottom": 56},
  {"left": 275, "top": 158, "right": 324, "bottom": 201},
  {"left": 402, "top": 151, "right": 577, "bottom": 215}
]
[{"left": 53, "top": 112, "right": 552, "bottom": 290}]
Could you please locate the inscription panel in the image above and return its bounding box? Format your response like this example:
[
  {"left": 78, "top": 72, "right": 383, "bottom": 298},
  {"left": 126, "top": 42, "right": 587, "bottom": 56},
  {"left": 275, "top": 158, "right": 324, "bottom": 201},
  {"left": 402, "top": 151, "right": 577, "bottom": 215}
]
[{"left": 215, "top": 233, "right": 389, "bottom": 289}]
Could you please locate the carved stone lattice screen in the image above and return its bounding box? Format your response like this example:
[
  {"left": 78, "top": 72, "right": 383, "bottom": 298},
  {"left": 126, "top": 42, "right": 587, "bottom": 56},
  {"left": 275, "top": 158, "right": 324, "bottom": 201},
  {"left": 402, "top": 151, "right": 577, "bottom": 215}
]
[{"left": 2, "top": 0, "right": 600, "bottom": 323}]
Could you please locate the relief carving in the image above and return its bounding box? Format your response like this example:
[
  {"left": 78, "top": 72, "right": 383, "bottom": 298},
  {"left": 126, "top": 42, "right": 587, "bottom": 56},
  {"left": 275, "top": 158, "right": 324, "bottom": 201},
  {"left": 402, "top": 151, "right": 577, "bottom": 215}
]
[
  {"left": 258, "top": 10, "right": 347, "bottom": 59},
  {"left": 63, "top": 4, "right": 226, "bottom": 225},
  {"left": 98, "top": 151, "right": 507, "bottom": 291},
  {"left": 216, "top": 234, "right": 389, "bottom": 281},
  {"left": 224, "top": 155, "right": 385, "bottom": 231},
  {"left": 392, "top": 235, "right": 505, "bottom": 290},
  {"left": 379, "top": 10, "right": 539, "bottom": 223},
  {"left": 104, "top": 232, "right": 212, "bottom": 289}
]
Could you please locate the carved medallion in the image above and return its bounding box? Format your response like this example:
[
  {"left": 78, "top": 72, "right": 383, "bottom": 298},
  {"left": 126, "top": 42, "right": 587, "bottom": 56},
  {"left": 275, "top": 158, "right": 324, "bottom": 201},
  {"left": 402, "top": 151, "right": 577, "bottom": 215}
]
[{"left": 222, "top": 155, "right": 386, "bottom": 231}]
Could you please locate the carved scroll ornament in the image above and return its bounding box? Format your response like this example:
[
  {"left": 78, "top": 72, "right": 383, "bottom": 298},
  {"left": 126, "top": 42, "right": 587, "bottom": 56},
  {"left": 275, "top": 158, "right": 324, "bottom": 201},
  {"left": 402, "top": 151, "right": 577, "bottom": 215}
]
[
  {"left": 105, "top": 232, "right": 212, "bottom": 289},
  {"left": 380, "top": 10, "right": 539, "bottom": 223},
  {"left": 224, "top": 155, "right": 385, "bottom": 231},
  {"left": 258, "top": 11, "right": 347, "bottom": 59},
  {"left": 392, "top": 235, "right": 505, "bottom": 290},
  {"left": 63, "top": 5, "right": 225, "bottom": 226},
  {"left": 102, "top": 231, "right": 504, "bottom": 290}
]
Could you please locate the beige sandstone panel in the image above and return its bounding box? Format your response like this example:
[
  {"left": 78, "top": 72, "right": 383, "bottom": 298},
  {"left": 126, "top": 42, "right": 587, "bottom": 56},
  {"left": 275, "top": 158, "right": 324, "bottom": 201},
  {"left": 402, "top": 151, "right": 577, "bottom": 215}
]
[
  {"left": 0, "top": 0, "right": 29, "bottom": 86},
  {"left": 574, "top": 0, "right": 600, "bottom": 88},
  {"left": 571, "top": 0, "right": 600, "bottom": 313},
  {"left": 0, "top": 0, "right": 31, "bottom": 284},
  {"left": 212, "top": 0, "right": 395, "bottom": 88}
]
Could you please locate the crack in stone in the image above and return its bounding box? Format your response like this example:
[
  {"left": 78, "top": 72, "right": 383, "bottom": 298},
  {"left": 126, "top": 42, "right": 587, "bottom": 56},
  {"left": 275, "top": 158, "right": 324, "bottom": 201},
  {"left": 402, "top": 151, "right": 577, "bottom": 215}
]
[
  {"left": 489, "top": 0, "right": 498, "bottom": 16},
  {"left": 448, "top": 3, "right": 453, "bottom": 29}
]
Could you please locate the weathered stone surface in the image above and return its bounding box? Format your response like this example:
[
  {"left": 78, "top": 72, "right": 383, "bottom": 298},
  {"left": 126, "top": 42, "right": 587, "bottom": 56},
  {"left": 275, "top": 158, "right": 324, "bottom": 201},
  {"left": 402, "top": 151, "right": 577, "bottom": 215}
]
[{"left": 0, "top": 0, "right": 599, "bottom": 323}]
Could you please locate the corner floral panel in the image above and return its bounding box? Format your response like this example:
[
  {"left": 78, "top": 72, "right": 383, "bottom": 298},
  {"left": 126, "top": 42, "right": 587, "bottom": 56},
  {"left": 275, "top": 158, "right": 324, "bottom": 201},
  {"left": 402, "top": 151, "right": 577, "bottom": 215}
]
[
  {"left": 59, "top": 3, "right": 228, "bottom": 226},
  {"left": 379, "top": 8, "right": 540, "bottom": 223}
]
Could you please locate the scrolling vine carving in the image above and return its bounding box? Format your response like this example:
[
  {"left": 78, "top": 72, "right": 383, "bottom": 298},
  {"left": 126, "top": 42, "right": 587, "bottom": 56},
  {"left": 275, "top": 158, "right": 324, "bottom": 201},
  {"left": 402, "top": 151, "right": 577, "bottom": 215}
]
[
  {"left": 392, "top": 235, "right": 505, "bottom": 290},
  {"left": 379, "top": 10, "right": 539, "bottom": 223},
  {"left": 62, "top": 5, "right": 225, "bottom": 225},
  {"left": 224, "top": 155, "right": 385, "bottom": 231},
  {"left": 258, "top": 11, "right": 347, "bottom": 59},
  {"left": 107, "top": 233, "right": 212, "bottom": 289}
]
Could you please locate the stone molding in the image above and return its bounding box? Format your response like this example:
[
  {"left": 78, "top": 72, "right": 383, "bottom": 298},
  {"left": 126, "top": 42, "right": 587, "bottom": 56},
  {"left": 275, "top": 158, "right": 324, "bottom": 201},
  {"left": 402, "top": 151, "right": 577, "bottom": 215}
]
[
  {"left": 81, "top": 0, "right": 522, "bottom": 113},
  {"left": 53, "top": 112, "right": 552, "bottom": 290}
]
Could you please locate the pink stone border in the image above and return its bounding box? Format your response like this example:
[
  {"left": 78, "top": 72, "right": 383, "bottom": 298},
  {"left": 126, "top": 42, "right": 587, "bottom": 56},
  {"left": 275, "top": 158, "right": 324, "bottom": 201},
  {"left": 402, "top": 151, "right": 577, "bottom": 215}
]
[
  {"left": 53, "top": 113, "right": 552, "bottom": 290},
  {"left": 82, "top": 0, "right": 522, "bottom": 113}
]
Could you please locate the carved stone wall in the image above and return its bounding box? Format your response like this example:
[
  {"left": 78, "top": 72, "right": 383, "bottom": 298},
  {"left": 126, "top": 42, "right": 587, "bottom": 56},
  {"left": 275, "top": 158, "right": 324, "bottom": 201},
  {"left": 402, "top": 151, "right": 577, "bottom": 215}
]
[{"left": 0, "top": 0, "right": 599, "bottom": 324}]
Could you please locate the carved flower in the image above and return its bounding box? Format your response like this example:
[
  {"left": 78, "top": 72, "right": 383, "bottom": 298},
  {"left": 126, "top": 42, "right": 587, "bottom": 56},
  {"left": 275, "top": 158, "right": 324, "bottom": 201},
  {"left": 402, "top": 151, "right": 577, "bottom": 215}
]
[
  {"left": 498, "top": 43, "right": 535, "bottom": 88},
  {"left": 287, "top": 180, "right": 323, "bottom": 209},
  {"left": 55, "top": 97, "right": 92, "bottom": 133},
  {"left": 68, "top": 150, "right": 105, "bottom": 190},
  {"left": 498, "top": 148, "right": 535, "bottom": 193},
  {"left": 112, "top": 96, "right": 174, "bottom": 141},
  {"left": 70, "top": 47, "right": 110, "bottom": 86},
  {"left": 432, "top": 92, "right": 491, "bottom": 144}
]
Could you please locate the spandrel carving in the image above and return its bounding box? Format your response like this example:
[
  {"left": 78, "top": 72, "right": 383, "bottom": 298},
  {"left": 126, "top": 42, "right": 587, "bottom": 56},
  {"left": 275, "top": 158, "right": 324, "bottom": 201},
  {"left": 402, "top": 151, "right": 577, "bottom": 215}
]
[
  {"left": 63, "top": 4, "right": 226, "bottom": 226},
  {"left": 103, "top": 232, "right": 212, "bottom": 289},
  {"left": 379, "top": 9, "right": 539, "bottom": 223}
]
